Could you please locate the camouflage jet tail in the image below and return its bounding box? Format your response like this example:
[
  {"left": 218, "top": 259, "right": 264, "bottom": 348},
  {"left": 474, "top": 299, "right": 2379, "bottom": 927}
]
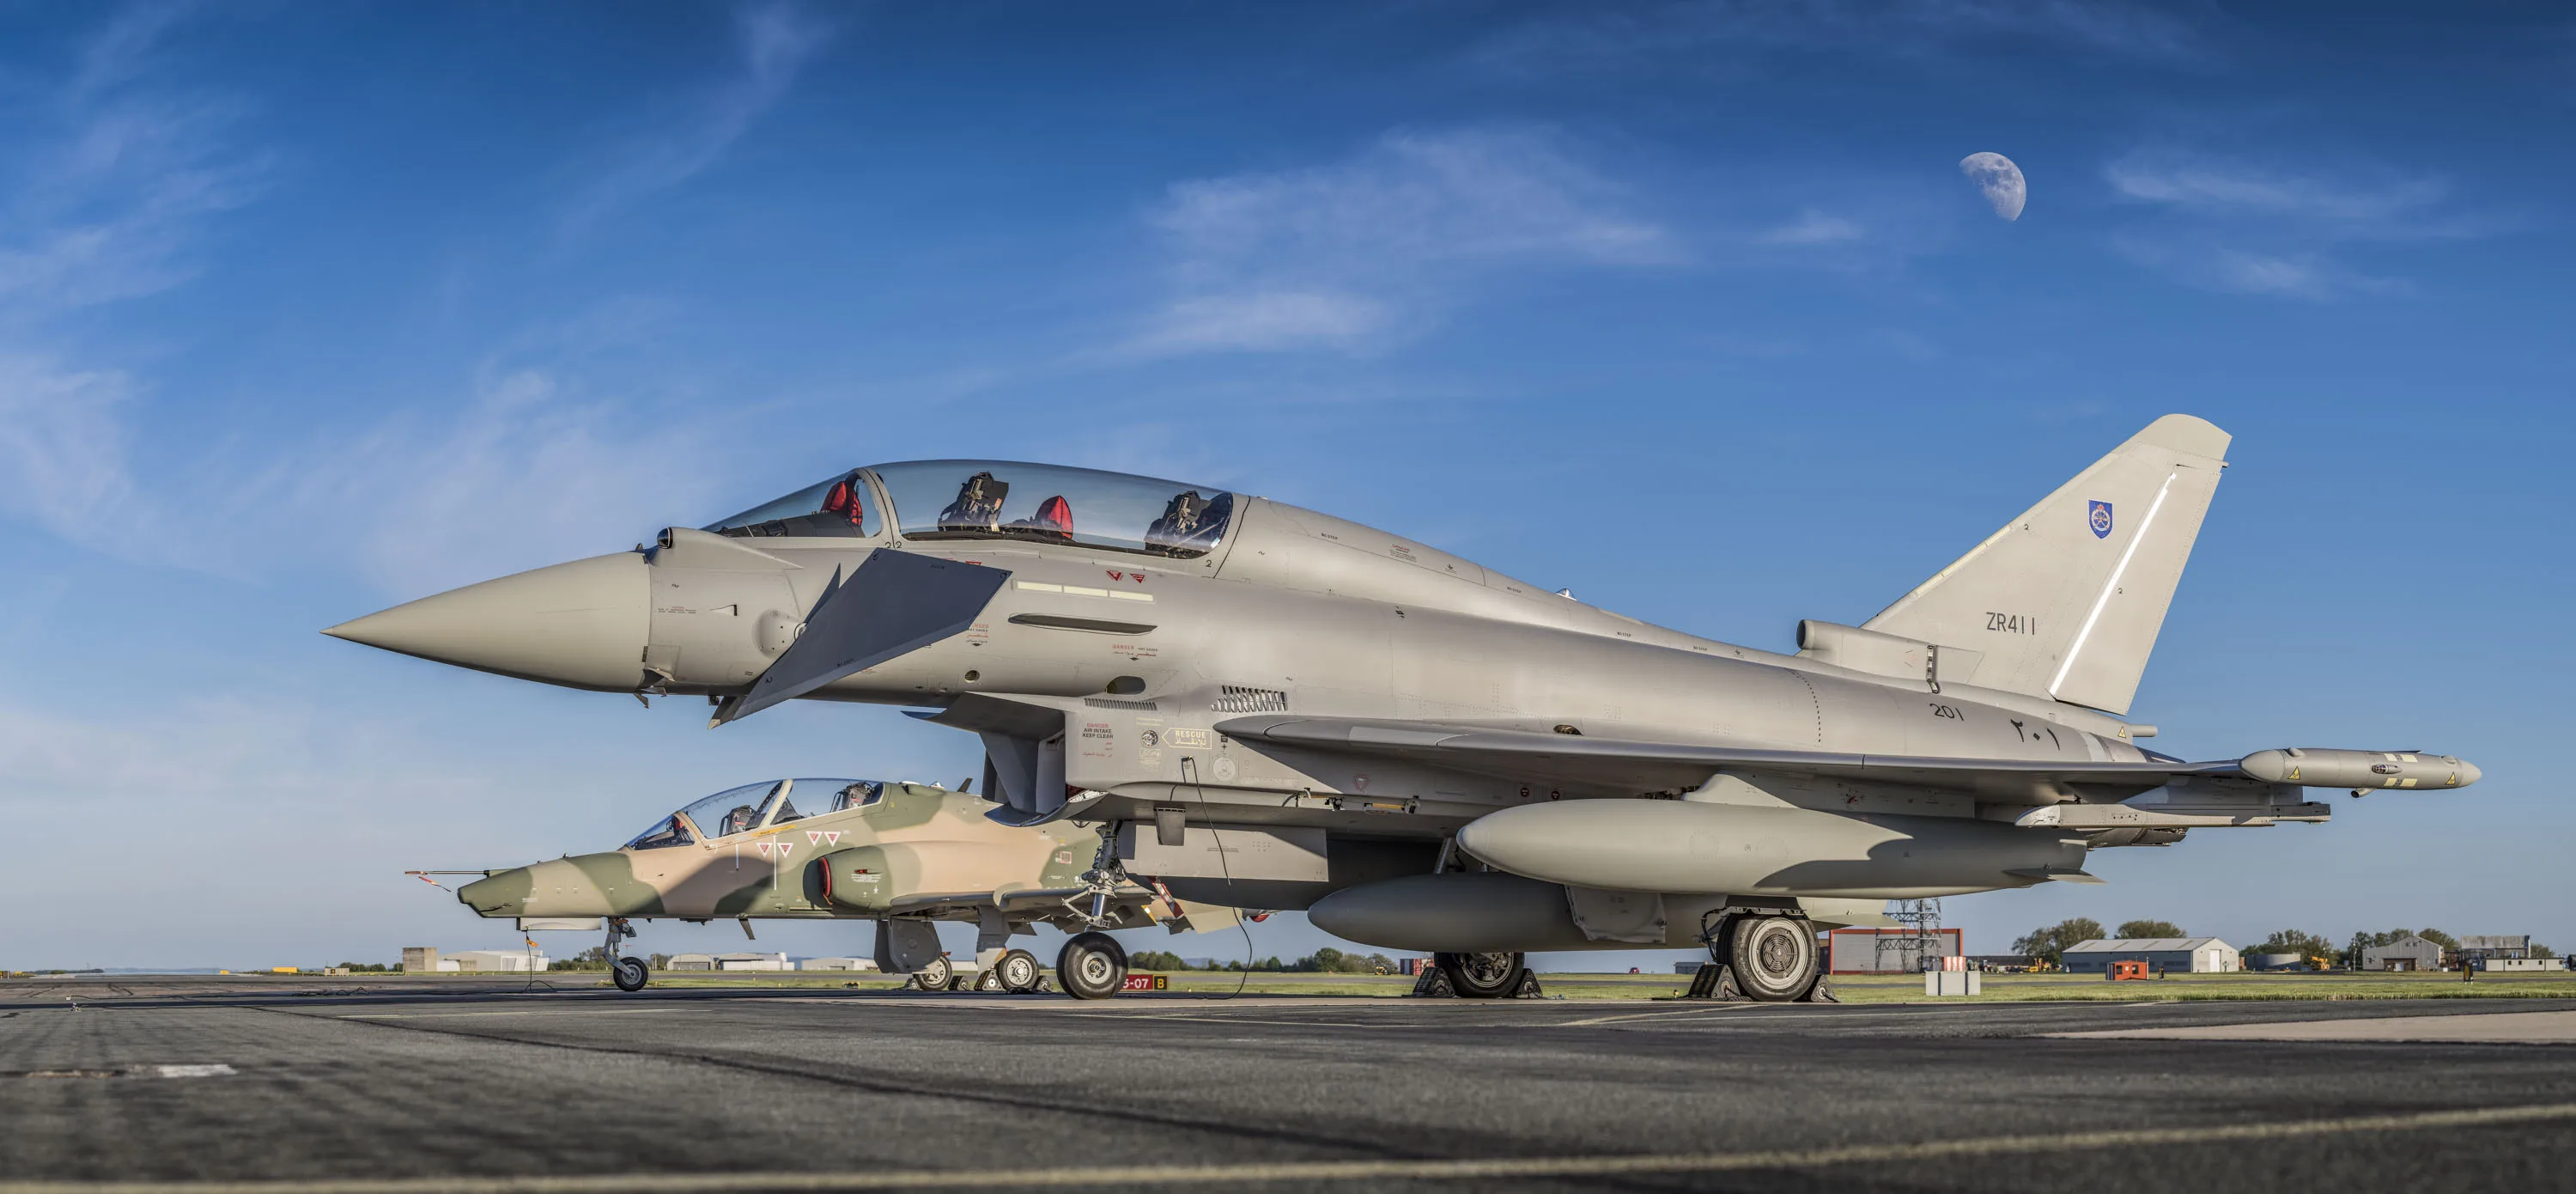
[{"left": 1858, "top": 413, "right": 2231, "bottom": 716}]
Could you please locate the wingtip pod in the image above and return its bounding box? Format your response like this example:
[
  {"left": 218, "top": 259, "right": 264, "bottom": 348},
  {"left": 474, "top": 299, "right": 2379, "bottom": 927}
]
[{"left": 2240, "top": 748, "right": 2479, "bottom": 790}]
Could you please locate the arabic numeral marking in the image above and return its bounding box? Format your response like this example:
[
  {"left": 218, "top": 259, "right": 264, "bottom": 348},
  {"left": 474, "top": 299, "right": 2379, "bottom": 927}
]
[
  {"left": 1984, "top": 612, "right": 2037, "bottom": 635},
  {"left": 1929, "top": 702, "right": 1964, "bottom": 720}
]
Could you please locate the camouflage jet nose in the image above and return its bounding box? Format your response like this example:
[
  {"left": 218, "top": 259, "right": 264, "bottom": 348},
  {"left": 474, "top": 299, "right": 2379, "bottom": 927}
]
[
  {"left": 325, "top": 553, "right": 648, "bottom": 691},
  {"left": 455, "top": 868, "right": 535, "bottom": 917}
]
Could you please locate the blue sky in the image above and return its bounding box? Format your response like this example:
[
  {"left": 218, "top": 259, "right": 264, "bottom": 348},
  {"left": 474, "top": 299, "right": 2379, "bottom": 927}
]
[{"left": 3, "top": 3, "right": 2569, "bottom": 971}]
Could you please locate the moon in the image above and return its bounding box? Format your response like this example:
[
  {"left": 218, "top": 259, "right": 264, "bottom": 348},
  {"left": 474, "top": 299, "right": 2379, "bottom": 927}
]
[{"left": 1959, "top": 152, "right": 2026, "bottom": 221}]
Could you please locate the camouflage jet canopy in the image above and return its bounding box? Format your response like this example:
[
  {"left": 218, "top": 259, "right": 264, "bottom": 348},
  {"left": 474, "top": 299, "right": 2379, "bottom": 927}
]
[
  {"left": 456, "top": 777, "right": 1235, "bottom": 997},
  {"left": 338, "top": 420, "right": 2481, "bottom": 1002}
]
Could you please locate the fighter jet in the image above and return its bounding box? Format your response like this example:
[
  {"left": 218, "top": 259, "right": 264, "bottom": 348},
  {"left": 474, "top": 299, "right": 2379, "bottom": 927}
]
[
  {"left": 331, "top": 417, "right": 2480, "bottom": 1002},
  {"left": 454, "top": 776, "right": 1236, "bottom": 996}
]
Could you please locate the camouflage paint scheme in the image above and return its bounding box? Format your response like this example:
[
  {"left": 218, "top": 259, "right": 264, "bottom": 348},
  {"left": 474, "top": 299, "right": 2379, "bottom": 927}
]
[{"left": 457, "top": 779, "right": 1211, "bottom": 939}]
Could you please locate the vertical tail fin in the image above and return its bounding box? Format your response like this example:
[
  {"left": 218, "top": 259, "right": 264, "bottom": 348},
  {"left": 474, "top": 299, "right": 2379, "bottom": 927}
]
[{"left": 1863, "top": 414, "right": 2230, "bottom": 716}]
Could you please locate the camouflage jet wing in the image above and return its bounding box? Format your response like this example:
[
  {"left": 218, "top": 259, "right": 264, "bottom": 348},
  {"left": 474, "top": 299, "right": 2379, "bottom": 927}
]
[
  {"left": 1213, "top": 715, "right": 2255, "bottom": 804},
  {"left": 887, "top": 884, "right": 1231, "bottom": 933}
]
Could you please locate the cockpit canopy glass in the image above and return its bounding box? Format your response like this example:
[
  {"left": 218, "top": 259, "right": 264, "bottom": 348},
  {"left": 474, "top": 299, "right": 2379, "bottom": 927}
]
[
  {"left": 872, "top": 460, "right": 1234, "bottom": 558},
  {"left": 626, "top": 779, "right": 884, "bottom": 850},
  {"left": 622, "top": 813, "right": 695, "bottom": 851},
  {"left": 772, "top": 779, "right": 883, "bottom": 824},
  {"left": 677, "top": 780, "right": 782, "bottom": 840},
  {"left": 702, "top": 471, "right": 880, "bottom": 539}
]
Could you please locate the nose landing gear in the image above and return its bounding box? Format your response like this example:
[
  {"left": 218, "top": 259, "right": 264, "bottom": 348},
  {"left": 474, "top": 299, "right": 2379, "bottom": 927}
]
[{"left": 604, "top": 918, "right": 649, "bottom": 992}]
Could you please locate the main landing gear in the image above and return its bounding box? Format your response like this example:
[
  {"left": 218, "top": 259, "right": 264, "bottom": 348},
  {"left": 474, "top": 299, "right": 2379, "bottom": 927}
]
[
  {"left": 1412, "top": 952, "right": 1546, "bottom": 998},
  {"left": 1057, "top": 931, "right": 1129, "bottom": 1000},
  {"left": 1680, "top": 911, "right": 1832, "bottom": 1002}
]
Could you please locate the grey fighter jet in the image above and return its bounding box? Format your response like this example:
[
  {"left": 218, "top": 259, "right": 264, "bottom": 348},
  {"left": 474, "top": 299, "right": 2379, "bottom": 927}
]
[{"left": 329, "top": 417, "right": 2480, "bottom": 1001}]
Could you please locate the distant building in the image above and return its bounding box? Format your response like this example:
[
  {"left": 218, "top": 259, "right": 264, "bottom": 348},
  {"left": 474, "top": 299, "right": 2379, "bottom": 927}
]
[
  {"left": 2062, "top": 938, "right": 2239, "bottom": 974},
  {"left": 799, "top": 957, "right": 879, "bottom": 972},
  {"left": 401, "top": 947, "right": 438, "bottom": 974},
  {"left": 1826, "top": 928, "right": 1965, "bottom": 974},
  {"left": 2362, "top": 936, "right": 2444, "bottom": 972},
  {"left": 443, "top": 949, "right": 549, "bottom": 972},
  {"left": 2458, "top": 935, "right": 2533, "bottom": 965},
  {"left": 667, "top": 952, "right": 790, "bottom": 972},
  {"left": 2479, "top": 958, "right": 2566, "bottom": 972},
  {"left": 2246, "top": 953, "right": 2306, "bottom": 972}
]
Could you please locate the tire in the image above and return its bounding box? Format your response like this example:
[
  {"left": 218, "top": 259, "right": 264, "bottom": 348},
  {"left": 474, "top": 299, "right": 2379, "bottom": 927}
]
[
  {"left": 912, "top": 953, "right": 952, "bottom": 992},
  {"left": 611, "top": 956, "right": 649, "bottom": 992},
  {"left": 1732, "top": 916, "right": 1819, "bottom": 1002},
  {"left": 1057, "top": 932, "right": 1129, "bottom": 1000},
  {"left": 1436, "top": 951, "right": 1524, "bottom": 999},
  {"left": 997, "top": 948, "right": 1042, "bottom": 994}
]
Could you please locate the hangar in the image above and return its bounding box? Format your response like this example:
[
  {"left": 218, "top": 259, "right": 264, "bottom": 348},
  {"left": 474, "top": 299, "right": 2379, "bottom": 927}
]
[
  {"left": 2363, "top": 936, "right": 2444, "bottom": 972},
  {"left": 2062, "top": 938, "right": 2240, "bottom": 974}
]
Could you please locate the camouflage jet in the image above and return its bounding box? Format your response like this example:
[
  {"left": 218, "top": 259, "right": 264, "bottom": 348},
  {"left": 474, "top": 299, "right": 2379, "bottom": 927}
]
[
  {"left": 455, "top": 777, "right": 1234, "bottom": 996},
  {"left": 333, "top": 417, "right": 2480, "bottom": 1002}
]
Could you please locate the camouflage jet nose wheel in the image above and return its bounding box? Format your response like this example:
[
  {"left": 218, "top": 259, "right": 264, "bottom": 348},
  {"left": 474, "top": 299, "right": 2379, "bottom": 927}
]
[
  {"left": 1436, "top": 951, "right": 1526, "bottom": 999},
  {"left": 1732, "top": 916, "right": 1820, "bottom": 1002},
  {"left": 611, "top": 956, "right": 649, "bottom": 992},
  {"left": 910, "top": 953, "right": 954, "bottom": 991},
  {"left": 997, "top": 948, "right": 1043, "bottom": 994},
  {"left": 1057, "top": 931, "right": 1129, "bottom": 1000}
]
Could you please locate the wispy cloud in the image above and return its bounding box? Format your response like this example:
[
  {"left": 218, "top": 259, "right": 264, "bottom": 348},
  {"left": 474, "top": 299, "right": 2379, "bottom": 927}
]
[
  {"left": 2105, "top": 149, "right": 2473, "bottom": 299},
  {"left": 560, "top": 3, "right": 837, "bottom": 232},
  {"left": 1125, "top": 127, "right": 1674, "bottom": 356},
  {"left": 1757, "top": 210, "right": 1864, "bottom": 246},
  {"left": 0, "top": 8, "right": 263, "bottom": 314},
  {"left": 2111, "top": 237, "right": 2388, "bottom": 300},
  {"left": 2106, "top": 152, "right": 2451, "bottom": 229},
  {"left": 0, "top": 5, "right": 268, "bottom": 562},
  {"left": 0, "top": 354, "right": 137, "bottom": 539},
  {"left": 318, "top": 368, "right": 726, "bottom": 596},
  {"left": 1473, "top": 0, "right": 2204, "bottom": 77}
]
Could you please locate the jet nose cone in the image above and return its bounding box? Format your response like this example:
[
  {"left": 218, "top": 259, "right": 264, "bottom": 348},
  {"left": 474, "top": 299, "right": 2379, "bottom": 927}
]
[
  {"left": 2457, "top": 759, "right": 2482, "bottom": 787},
  {"left": 325, "top": 552, "right": 648, "bottom": 692},
  {"left": 456, "top": 868, "right": 532, "bottom": 917}
]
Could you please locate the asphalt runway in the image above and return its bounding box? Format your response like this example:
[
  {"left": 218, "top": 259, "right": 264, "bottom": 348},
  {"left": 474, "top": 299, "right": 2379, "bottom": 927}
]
[{"left": 7, "top": 978, "right": 2576, "bottom": 1192}]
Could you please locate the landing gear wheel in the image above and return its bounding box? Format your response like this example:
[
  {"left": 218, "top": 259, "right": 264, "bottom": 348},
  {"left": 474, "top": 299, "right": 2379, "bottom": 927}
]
[
  {"left": 1057, "top": 932, "right": 1129, "bottom": 1000},
  {"left": 611, "top": 956, "right": 649, "bottom": 992},
  {"left": 1732, "top": 916, "right": 1819, "bottom": 1002},
  {"left": 1436, "top": 951, "right": 1525, "bottom": 999},
  {"left": 911, "top": 953, "right": 953, "bottom": 992},
  {"left": 997, "top": 948, "right": 1042, "bottom": 994}
]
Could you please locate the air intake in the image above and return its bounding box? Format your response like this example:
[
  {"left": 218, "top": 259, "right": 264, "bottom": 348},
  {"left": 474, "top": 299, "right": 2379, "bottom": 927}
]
[{"left": 1212, "top": 685, "right": 1290, "bottom": 713}]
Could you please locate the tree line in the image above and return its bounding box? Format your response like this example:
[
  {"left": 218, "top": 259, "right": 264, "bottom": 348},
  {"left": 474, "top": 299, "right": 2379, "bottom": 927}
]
[
  {"left": 1130, "top": 947, "right": 1402, "bottom": 974},
  {"left": 2010, "top": 919, "right": 2555, "bottom": 968}
]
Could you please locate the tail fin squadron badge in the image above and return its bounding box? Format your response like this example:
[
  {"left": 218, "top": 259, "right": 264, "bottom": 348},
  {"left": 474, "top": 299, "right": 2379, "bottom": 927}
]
[{"left": 2087, "top": 500, "right": 2114, "bottom": 539}]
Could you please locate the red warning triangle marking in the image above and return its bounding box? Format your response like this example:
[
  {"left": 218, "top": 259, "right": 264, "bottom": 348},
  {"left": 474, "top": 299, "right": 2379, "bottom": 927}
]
[{"left": 823, "top": 831, "right": 842, "bottom": 845}]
